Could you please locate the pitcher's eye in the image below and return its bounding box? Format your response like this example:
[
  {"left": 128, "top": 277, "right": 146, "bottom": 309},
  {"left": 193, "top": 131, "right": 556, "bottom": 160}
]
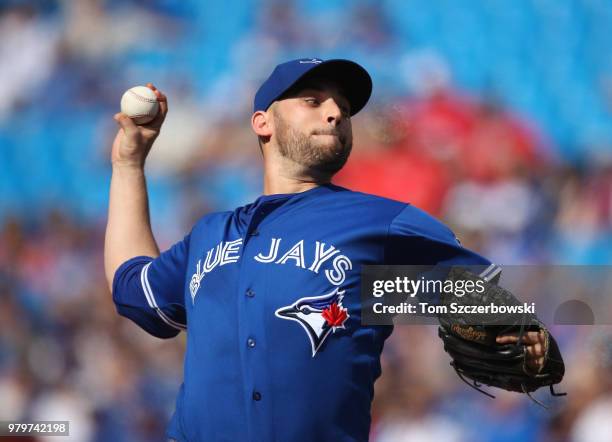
[{"left": 304, "top": 98, "right": 319, "bottom": 105}]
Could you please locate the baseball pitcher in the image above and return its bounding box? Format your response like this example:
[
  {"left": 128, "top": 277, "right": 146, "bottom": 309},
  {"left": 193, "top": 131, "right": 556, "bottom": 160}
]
[{"left": 105, "top": 58, "right": 563, "bottom": 442}]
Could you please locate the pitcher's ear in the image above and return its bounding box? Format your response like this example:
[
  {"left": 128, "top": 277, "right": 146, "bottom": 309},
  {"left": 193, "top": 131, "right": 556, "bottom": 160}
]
[{"left": 251, "top": 110, "right": 272, "bottom": 138}]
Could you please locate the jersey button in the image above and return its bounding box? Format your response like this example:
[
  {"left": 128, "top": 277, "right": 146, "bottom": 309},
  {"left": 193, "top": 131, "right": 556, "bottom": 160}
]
[
  {"left": 246, "top": 289, "right": 255, "bottom": 298},
  {"left": 250, "top": 230, "right": 259, "bottom": 237},
  {"left": 252, "top": 391, "right": 262, "bottom": 401},
  {"left": 247, "top": 338, "right": 256, "bottom": 348}
]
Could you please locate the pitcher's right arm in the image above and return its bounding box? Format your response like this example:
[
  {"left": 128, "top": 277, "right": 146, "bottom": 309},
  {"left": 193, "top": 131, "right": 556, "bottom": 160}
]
[{"left": 104, "top": 83, "right": 168, "bottom": 291}]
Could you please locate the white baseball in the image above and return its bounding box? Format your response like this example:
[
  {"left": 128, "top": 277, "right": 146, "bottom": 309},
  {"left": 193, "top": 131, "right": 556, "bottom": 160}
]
[{"left": 120, "top": 86, "right": 160, "bottom": 125}]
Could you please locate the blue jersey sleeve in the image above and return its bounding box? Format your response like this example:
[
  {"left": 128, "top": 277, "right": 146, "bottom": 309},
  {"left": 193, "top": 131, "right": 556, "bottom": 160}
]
[
  {"left": 385, "top": 205, "right": 501, "bottom": 280},
  {"left": 112, "top": 234, "right": 190, "bottom": 338}
]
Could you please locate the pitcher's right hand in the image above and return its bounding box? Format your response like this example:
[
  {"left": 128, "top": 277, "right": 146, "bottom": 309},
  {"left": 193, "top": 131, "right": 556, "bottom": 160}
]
[{"left": 112, "top": 83, "right": 168, "bottom": 168}]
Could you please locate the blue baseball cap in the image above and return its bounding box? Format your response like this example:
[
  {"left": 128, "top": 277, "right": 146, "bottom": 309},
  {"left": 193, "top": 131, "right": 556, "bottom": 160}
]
[{"left": 254, "top": 57, "right": 372, "bottom": 116}]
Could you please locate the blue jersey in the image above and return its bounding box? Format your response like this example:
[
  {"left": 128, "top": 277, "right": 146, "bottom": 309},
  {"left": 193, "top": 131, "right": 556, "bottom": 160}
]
[{"left": 112, "top": 184, "right": 496, "bottom": 442}]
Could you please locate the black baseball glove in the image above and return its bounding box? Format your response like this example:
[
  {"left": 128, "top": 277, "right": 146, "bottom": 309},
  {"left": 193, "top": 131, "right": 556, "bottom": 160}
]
[{"left": 437, "top": 267, "right": 566, "bottom": 405}]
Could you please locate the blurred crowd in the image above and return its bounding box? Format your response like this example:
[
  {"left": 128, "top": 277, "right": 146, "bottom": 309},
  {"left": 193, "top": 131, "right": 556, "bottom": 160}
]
[{"left": 1, "top": 0, "right": 612, "bottom": 441}]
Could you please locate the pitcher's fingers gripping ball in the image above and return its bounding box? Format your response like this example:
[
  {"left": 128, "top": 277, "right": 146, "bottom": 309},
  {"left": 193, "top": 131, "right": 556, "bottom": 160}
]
[
  {"left": 120, "top": 85, "right": 160, "bottom": 125},
  {"left": 111, "top": 83, "right": 168, "bottom": 165}
]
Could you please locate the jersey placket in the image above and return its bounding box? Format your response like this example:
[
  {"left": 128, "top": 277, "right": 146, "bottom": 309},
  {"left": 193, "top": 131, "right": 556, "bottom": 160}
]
[{"left": 236, "top": 200, "right": 275, "bottom": 442}]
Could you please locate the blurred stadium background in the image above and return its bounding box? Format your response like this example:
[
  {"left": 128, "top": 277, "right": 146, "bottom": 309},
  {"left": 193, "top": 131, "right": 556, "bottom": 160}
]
[{"left": 1, "top": 0, "right": 612, "bottom": 441}]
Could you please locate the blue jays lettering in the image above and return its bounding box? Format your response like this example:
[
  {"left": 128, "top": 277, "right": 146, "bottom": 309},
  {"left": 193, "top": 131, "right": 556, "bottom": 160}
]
[{"left": 189, "top": 237, "right": 352, "bottom": 356}]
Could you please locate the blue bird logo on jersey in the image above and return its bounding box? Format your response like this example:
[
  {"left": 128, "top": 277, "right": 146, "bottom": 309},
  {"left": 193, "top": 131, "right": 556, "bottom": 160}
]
[{"left": 275, "top": 288, "right": 349, "bottom": 357}]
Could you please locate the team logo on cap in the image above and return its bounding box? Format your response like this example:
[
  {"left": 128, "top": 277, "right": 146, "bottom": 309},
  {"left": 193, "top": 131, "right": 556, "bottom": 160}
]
[
  {"left": 299, "top": 58, "right": 323, "bottom": 64},
  {"left": 275, "top": 288, "right": 349, "bottom": 357}
]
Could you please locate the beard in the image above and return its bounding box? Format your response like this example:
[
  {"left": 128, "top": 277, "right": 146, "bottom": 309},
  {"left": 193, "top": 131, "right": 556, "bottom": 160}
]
[{"left": 273, "top": 112, "right": 352, "bottom": 175}]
